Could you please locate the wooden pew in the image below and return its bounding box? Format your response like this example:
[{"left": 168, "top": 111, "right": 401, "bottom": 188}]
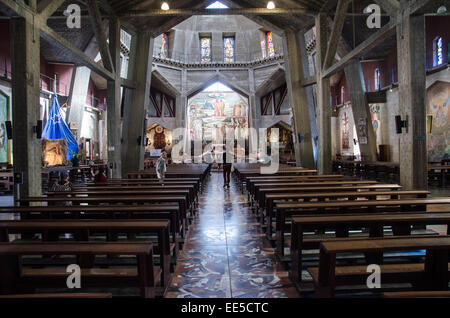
[
  {"left": 275, "top": 198, "right": 450, "bottom": 256},
  {"left": 290, "top": 211, "right": 450, "bottom": 283},
  {"left": 47, "top": 189, "right": 195, "bottom": 215},
  {"left": 87, "top": 179, "right": 201, "bottom": 194},
  {"left": 310, "top": 236, "right": 450, "bottom": 297},
  {"left": 17, "top": 196, "right": 189, "bottom": 238},
  {"left": 264, "top": 190, "right": 429, "bottom": 238},
  {"left": 255, "top": 184, "right": 403, "bottom": 212},
  {"left": 245, "top": 175, "right": 357, "bottom": 202},
  {"left": 250, "top": 180, "right": 378, "bottom": 206},
  {"left": 0, "top": 242, "right": 157, "bottom": 298},
  {"left": 0, "top": 220, "right": 172, "bottom": 289}
]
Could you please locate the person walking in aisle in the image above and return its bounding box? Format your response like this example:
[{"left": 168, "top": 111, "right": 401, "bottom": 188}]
[{"left": 156, "top": 151, "right": 167, "bottom": 185}]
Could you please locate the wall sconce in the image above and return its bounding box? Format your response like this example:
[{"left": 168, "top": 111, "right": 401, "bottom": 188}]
[
  {"left": 33, "top": 120, "right": 42, "bottom": 139},
  {"left": 353, "top": 138, "right": 358, "bottom": 146},
  {"left": 395, "top": 115, "right": 408, "bottom": 134}
]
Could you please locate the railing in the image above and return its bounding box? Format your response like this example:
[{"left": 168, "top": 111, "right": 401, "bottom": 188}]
[{"left": 153, "top": 51, "right": 283, "bottom": 65}]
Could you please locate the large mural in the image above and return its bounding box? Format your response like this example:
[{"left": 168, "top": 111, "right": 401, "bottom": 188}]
[
  {"left": 0, "top": 91, "right": 9, "bottom": 163},
  {"left": 187, "top": 90, "right": 249, "bottom": 143},
  {"left": 427, "top": 81, "right": 450, "bottom": 162}
]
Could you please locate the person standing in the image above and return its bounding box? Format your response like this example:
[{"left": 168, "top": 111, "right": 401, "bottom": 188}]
[
  {"left": 94, "top": 167, "right": 108, "bottom": 183},
  {"left": 156, "top": 151, "right": 167, "bottom": 185},
  {"left": 223, "top": 149, "right": 234, "bottom": 188}
]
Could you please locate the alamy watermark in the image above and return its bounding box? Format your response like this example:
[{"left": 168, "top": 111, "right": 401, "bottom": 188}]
[{"left": 66, "top": 264, "right": 81, "bottom": 289}]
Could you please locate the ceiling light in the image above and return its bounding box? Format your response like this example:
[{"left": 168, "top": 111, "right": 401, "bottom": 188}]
[
  {"left": 161, "top": 2, "right": 170, "bottom": 11},
  {"left": 437, "top": 6, "right": 447, "bottom": 14},
  {"left": 267, "top": 1, "right": 275, "bottom": 10}
]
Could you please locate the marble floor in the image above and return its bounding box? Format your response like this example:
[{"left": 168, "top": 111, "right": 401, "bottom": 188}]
[{"left": 165, "top": 172, "right": 300, "bottom": 298}]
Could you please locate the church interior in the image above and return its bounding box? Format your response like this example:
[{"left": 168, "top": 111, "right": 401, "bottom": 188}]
[{"left": 0, "top": 0, "right": 449, "bottom": 302}]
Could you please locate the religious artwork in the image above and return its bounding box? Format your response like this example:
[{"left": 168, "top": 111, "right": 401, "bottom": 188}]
[
  {"left": 223, "top": 36, "right": 235, "bottom": 63},
  {"left": 358, "top": 118, "right": 368, "bottom": 144},
  {"left": 369, "top": 104, "right": 382, "bottom": 148},
  {"left": 266, "top": 32, "right": 275, "bottom": 57},
  {"left": 434, "top": 36, "right": 443, "bottom": 67},
  {"left": 187, "top": 90, "right": 248, "bottom": 143},
  {"left": 145, "top": 124, "right": 173, "bottom": 155},
  {"left": 0, "top": 91, "right": 9, "bottom": 163},
  {"left": 160, "top": 33, "right": 168, "bottom": 58},
  {"left": 341, "top": 112, "right": 350, "bottom": 150},
  {"left": 41, "top": 138, "right": 67, "bottom": 167},
  {"left": 200, "top": 37, "right": 212, "bottom": 63},
  {"left": 374, "top": 69, "right": 381, "bottom": 90},
  {"left": 427, "top": 81, "right": 450, "bottom": 161}
]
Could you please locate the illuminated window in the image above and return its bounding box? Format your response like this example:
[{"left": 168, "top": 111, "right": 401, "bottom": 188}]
[
  {"left": 266, "top": 31, "right": 275, "bottom": 57},
  {"left": 223, "top": 36, "right": 235, "bottom": 63},
  {"left": 200, "top": 36, "right": 212, "bottom": 63},
  {"left": 433, "top": 36, "right": 444, "bottom": 67},
  {"left": 260, "top": 32, "right": 267, "bottom": 58},
  {"left": 374, "top": 68, "right": 381, "bottom": 90},
  {"left": 207, "top": 1, "right": 228, "bottom": 9},
  {"left": 340, "top": 86, "right": 345, "bottom": 104},
  {"left": 160, "top": 33, "right": 169, "bottom": 58}
]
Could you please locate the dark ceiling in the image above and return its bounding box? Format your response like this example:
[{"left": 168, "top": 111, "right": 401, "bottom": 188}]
[{"left": 0, "top": 0, "right": 448, "bottom": 73}]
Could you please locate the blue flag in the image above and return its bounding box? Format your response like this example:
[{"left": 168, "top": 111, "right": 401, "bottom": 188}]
[{"left": 41, "top": 94, "right": 78, "bottom": 160}]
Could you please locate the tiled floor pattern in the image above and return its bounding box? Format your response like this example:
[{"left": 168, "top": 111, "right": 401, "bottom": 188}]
[{"left": 165, "top": 172, "right": 300, "bottom": 298}]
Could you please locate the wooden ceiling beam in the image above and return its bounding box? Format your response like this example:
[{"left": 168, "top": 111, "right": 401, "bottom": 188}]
[
  {"left": 374, "top": 0, "right": 400, "bottom": 16},
  {"left": 120, "top": 8, "right": 317, "bottom": 17},
  {"left": 86, "top": 0, "right": 115, "bottom": 73},
  {"left": 37, "top": 0, "right": 65, "bottom": 19},
  {"left": 323, "top": 0, "right": 350, "bottom": 70}
]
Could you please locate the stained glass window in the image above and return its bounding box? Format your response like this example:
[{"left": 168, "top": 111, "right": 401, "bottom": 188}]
[
  {"left": 160, "top": 33, "right": 168, "bottom": 58},
  {"left": 223, "top": 36, "right": 235, "bottom": 63},
  {"left": 434, "top": 36, "right": 443, "bottom": 67},
  {"left": 200, "top": 37, "right": 212, "bottom": 63},
  {"left": 260, "top": 33, "right": 267, "bottom": 58},
  {"left": 374, "top": 68, "right": 381, "bottom": 90},
  {"left": 266, "top": 31, "right": 275, "bottom": 57}
]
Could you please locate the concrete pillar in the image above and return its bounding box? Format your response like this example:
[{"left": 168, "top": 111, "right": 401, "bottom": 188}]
[
  {"left": 248, "top": 68, "right": 258, "bottom": 160},
  {"left": 298, "top": 32, "right": 319, "bottom": 168},
  {"left": 315, "top": 13, "right": 332, "bottom": 174},
  {"left": 344, "top": 60, "right": 377, "bottom": 161},
  {"left": 282, "top": 30, "right": 315, "bottom": 169},
  {"left": 10, "top": 17, "right": 42, "bottom": 198},
  {"left": 397, "top": 12, "right": 427, "bottom": 190},
  {"left": 122, "top": 33, "right": 154, "bottom": 176},
  {"left": 68, "top": 66, "right": 91, "bottom": 138},
  {"left": 106, "top": 17, "right": 122, "bottom": 178}
]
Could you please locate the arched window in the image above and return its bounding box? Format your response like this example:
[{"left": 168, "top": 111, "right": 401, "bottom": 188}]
[
  {"left": 374, "top": 68, "right": 381, "bottom": 90},
  {"left": 433, "top": 36, "right": 444, "bottom": 67},
  {"left": 160, "top": 33, "right": 168, "bottom": 58}
]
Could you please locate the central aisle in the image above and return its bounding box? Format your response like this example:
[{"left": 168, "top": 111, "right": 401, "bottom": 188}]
[{"left": 165, "top": 172, "right": 300, "bottom": 298}]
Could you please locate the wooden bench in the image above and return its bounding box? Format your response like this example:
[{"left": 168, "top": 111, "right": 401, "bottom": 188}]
[
  {"left": 310, "top": 236, "right": 450, "bottom": 297},
  {"left": 255, "top": 184, "right": 403, "bottom": 212},
  {"left": 290, "top": 211, "right": 450, "bottom": 283},
  {"left": 250, "top": 180, "right": 378, "bottom": 206},
  {"left": 19, "top": 195, "right": 189, "bottom": 227},
  {"left": 275, "top": 198, "right": 450, "bottom": 256},
  {"left": 0, "top": 220, "right": 172, "bottom": 289},
  {"left": 0, "top": 242, "right": 157, "bottom": 298},
  {"left": 263, "top": 190, "right": 429, "bottom": 238},
  {"left": 47, "top": 189, "right": 195, "bottom": 214},
  {"left": 87, "top": 179, "right": 201, "bottom": 194}
]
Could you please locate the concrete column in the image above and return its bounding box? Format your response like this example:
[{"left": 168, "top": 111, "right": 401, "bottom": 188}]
[
  {"left": 10, "top": 17, "right": 42, "bottom": 198},
  {"left": 122, "top": 33, "right": 154, "bottom": 176},
  {"left": 397, "top": 12, "right": 427, "bottom": 190},
  {"left": 68, "top": 66, "right": 91, "bottom": 138},
  {"left": 282, "top": 30, "right": 315, "bottom": 169},
  {"left": 315, "top": 13, "right": 332, "bottom": 174},
  {"left": 298, "top": 32, "right": 319, "bottom": 167},
  {"left": 106, "top": 17, "right": 122, "bottom": 178},
  {"left": 344, "top": 60, "right": 377, "bottom": 161},
  {"left": 248, "top": 68, "right": 258, "bottom": 159}
]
